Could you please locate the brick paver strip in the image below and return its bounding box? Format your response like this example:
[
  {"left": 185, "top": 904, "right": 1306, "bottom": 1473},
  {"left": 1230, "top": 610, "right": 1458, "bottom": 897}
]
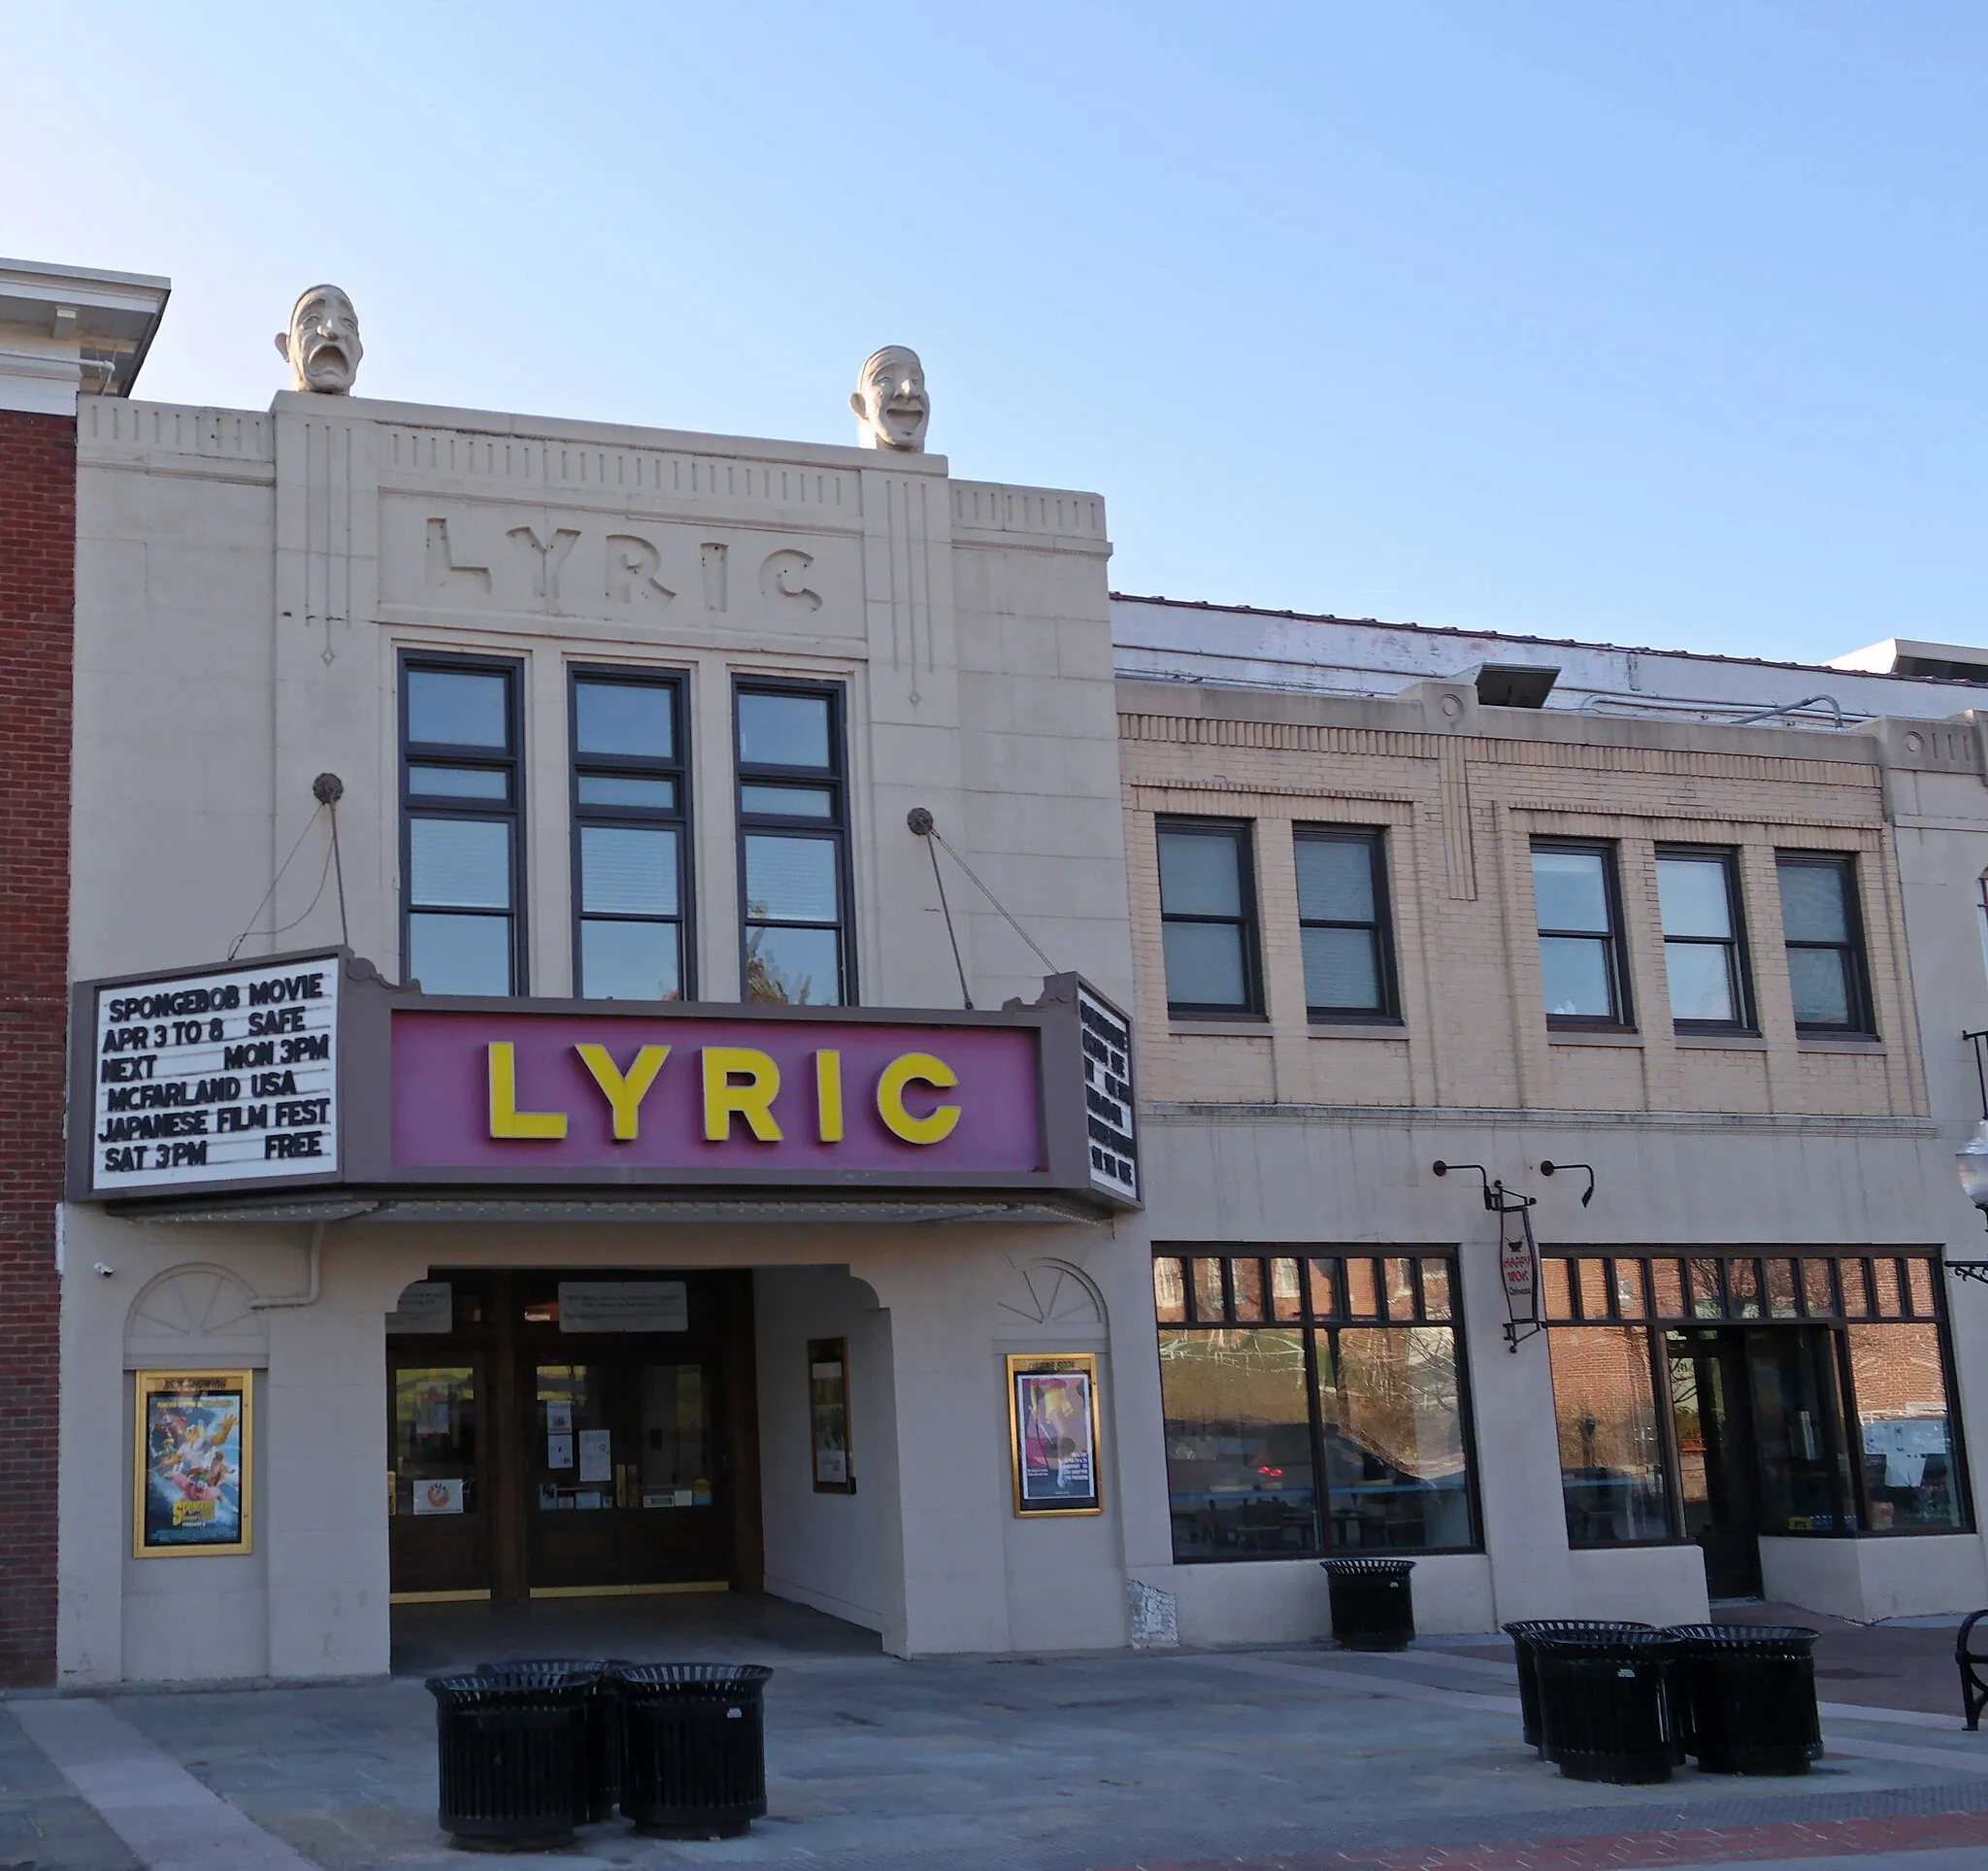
[{"left": 1105, "top": 1807, "right": 1988, "bottom": 1870}]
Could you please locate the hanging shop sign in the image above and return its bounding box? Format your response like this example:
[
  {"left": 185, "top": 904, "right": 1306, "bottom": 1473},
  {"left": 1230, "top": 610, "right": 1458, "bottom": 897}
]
[{"left": 70, "top": 953, "right": 1139, "bottom": 1216}]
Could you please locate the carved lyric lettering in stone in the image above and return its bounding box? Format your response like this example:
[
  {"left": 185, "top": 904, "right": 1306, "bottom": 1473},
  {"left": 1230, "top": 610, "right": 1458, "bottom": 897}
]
[
  {"left": 851, "top": 346, "right": 928, "bottom": 451},
  {"left": 275, "top": 285, "right": 363, "bottom": 394},
  {"left": 606, "top": 535, "right": 676, "bottom": 609},
  {"left": 400, "top": 512, "right": 848, "bottom": 622},
  {"left": 508, "top": 525, "right": 580, "bottom": 603},
  {"left": 425, "top": 518, "right": 490, "bottom": 595},
  {"left": 759, "top": 549, "right": 822, "bottom": 612},
  {"left": 700, "top": 543, "right": 728, "bottom": 612}
]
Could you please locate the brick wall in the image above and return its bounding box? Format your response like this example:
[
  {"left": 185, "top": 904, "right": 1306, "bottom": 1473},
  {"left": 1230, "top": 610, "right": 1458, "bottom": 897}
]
[{"left": 0, "top": 408, "right": 75, "bottom": 1687}]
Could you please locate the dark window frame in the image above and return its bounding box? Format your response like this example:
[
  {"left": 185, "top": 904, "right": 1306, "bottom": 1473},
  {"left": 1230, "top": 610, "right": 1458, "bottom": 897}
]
[
  {"left": 399, "top": 652, "right": 525, "bottom": 995},
  {"left": 1655, "top": 844, "right": 1755, "bottom": 1035},
  {"left": 1293, "top": 824, "right": 1401, "bottom": 1023},
  {"left": 734, "top": 677, "right": 855, "bottom": 1006},
  {"left": 1775, "top": 851, "right": 1876, "bottom": 1037},
  {"left": 568, "top": 665, "right": 693, "bottom": 1002},
  {"left": 1532, "top": 837, "right": 1634, "bottom": 1031},
  {"left": 1156, "top": 817, "right": 1265, "bottom": 1019},
  {"left": 1149, "top": 1247, "right": 1483, "bottom": 1561},
  {"left": 1541, "top": 1249, "right": 1971, "bottom": 1545}
]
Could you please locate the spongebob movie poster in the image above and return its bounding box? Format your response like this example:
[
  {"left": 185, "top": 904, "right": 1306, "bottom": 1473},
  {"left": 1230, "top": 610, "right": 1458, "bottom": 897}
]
[
  {"left": 140, "top": 1376, "right": 248, "bottom": 1553},
  {"left": 1011, "top": 1362, "right": 1100, "bottom": 1512}
]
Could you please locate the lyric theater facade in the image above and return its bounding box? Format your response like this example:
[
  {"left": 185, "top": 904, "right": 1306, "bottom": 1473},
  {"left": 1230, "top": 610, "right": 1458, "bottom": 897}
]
[
  {"left": 21, "top": 253, "right": 1988, "bottom": 1689},
  {"left": 40, "top": 263, "right": 1149, "bottom": 1687}
]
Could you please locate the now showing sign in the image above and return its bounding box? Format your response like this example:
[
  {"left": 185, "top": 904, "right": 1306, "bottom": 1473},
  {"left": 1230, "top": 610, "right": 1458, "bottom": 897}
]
[{"left": 85, "top": 954, "right": 340, "bottom": 1195}]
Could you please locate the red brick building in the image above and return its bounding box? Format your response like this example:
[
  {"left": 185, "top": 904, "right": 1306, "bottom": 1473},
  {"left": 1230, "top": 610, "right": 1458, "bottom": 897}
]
[{"left": 0, "top": 260, "right": 169, "bottom": 1685}]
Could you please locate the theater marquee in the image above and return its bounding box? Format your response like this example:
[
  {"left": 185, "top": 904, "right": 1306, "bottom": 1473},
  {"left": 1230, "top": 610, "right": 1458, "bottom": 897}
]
[{"left": 70, "top": 951, "right": 1139, "bottom": 1217}]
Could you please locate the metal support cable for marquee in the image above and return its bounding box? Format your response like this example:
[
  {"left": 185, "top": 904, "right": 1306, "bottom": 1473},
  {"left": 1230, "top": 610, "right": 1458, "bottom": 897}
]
[{"left": 906, "top": 806, "right": 1060, "bottom": 982}]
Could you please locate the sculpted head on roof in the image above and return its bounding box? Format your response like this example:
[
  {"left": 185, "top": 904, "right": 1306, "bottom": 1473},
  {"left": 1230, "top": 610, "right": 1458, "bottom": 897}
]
[
  {"left": 850, "top": 345, "right": 928, "bottom": 452},
  {"left": 275, "top": 285, "right": 363, "bottom": 395}
]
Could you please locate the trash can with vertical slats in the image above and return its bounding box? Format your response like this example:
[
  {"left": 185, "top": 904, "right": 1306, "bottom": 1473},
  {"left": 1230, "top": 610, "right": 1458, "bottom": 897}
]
[
  {"left": 1318, "top": 1558, "right": 1416, "bottom": 1652},
  {"left": 427, "top": 1667, "right": 591, "bottom": 1850},
  {"left": 1667, "top": 1623, "right": 1821, "bottom": 1775},
  {"left": 614, "top": 1663, "right": 772, "bottom": 1839},
  {"left": 1532, "top": 1630, "right": 1682, "bottom": 1784},
  {"left": 1502, "top": 1620, "right": 1654, "bottom": 1756},
  {"left": 477, "top": 1656, "right": 625, "bottom": 1823}
]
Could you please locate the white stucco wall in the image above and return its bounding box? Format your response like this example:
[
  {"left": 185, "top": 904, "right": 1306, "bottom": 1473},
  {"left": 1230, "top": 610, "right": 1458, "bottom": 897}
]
[{"left": 753, "top": 1265, "right": 888, "bottom": 1631}]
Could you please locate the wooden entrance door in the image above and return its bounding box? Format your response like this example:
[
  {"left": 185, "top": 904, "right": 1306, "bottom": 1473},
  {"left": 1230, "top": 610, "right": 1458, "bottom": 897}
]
[
  {"left": 387, "top": 1268, "right": 755, "bottom": 1602},
  {"left": 388, "top": 1353, "right": 491, "bottom": 1595},
  {"left": 525, "top": 1351, "right": 731, "bottom": 1590}
]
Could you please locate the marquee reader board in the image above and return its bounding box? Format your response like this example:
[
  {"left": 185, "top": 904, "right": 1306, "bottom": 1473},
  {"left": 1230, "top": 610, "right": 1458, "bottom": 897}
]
[
  {"left": 80, "top": 949, "right": 344, "bottom": 1196},
  {"left": 70, "top": 955, "right": 1141, "bottom": 1215}
]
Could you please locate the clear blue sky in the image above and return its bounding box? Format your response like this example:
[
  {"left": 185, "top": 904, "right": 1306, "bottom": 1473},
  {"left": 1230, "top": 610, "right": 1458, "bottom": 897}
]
[{"left": 9, "top": 3, "right": 1985, "bottom": 662}]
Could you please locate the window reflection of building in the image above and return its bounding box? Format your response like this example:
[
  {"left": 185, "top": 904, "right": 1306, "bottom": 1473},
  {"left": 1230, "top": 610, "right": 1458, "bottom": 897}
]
[
  {"left": 1542, "top": 1252, "right": 1967, "bottom": 1544},
  {"left": 1153, "top": 1252, "right": 1478, "bottom": 1560}
]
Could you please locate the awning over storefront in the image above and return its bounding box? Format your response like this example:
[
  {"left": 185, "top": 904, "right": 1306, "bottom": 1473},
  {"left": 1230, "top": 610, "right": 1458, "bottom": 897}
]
[{"left": 70, "top": 952, "right": 1140, "bottom": 1223}]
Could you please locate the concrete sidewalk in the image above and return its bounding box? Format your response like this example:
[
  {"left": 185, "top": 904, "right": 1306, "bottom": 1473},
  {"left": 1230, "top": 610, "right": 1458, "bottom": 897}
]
[{"left": 4, "top": 1616, "right": 1987, "bottom": 1870}]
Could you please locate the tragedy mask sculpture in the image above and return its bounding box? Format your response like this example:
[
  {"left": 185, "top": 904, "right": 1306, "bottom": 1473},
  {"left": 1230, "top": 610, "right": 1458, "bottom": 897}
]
[
  {"left": 850, "top": 345, "right": 929, "bottom": 451},
  {"left": 275, "top": 285, "right": 363, "bottom": 394}
]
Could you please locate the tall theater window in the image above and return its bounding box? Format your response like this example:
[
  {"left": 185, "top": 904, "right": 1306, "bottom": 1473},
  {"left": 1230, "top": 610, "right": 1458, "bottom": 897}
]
[
  {"left": 570, "top": 669, "right": 689, "bottom": 1000},
  {"left": 1543, "top": 1252, "right": 1968, "bottom": 1555},
  {"left": 1156, "top": 819, "right": 1263, "bottom": 1017},
  {"left": 1151, "top": 1251, "right": 1479, "bottom": 1560},
  {"left": 401, "top": 655, "right": 524, "bottom": 995},
  {"left": 736, "top": 680, "right": 851, "bottom": 1005},
  {"left": 1775, "top": 853, "right": 1874, "bottom": 1034}
]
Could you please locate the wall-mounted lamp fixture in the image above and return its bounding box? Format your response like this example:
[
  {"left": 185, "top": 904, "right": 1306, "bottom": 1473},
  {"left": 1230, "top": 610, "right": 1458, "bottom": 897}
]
[{"left": 1953, "top": 1031, "right": 1988, "bottom": 1282}]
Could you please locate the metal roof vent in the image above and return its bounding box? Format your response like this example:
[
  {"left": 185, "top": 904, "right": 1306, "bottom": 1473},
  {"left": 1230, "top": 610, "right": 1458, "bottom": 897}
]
[{"left": 1473, "top": 663, "right": 1560, "bottom": 708}]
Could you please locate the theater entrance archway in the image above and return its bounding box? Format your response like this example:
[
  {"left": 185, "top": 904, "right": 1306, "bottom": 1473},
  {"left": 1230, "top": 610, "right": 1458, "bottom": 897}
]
[{"left": 387, "top": 1269, "right": 760, "bottom": 1603}]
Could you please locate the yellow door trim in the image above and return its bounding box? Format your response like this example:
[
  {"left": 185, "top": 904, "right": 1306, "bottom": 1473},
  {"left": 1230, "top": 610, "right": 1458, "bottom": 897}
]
[
  {"left": 389, "top": 1587, "right": 494, "bottom": 1605},
  {"left": 527, "top": 1581, "right": 730, "bottom": 1600}
]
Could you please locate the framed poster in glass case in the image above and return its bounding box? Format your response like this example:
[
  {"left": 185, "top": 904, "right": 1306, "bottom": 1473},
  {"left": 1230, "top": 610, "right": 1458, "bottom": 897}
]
[
  {"left": 809, "top": 1337, "right": 854, "bottom": 1492},
  {"left": 134, "top": 1370, "right": 253, "bottom": 1557},
  {"left": 1006, "top": 1353, "right": 1102, "bottom": 1517}
]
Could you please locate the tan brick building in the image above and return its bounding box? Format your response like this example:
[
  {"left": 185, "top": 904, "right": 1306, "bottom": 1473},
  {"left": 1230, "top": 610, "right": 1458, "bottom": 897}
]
[{"left": 1113, "top": 622, "right": 1988, "bottom": 1639}]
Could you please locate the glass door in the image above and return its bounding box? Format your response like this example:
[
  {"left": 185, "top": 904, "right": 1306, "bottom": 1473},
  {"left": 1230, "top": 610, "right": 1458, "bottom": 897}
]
[
  {"left": 526, "top": 1354, "right": 730, "bottom": 1590},
  {"left": 388, "top": 1358, "right": 489, "bottom": 1595},
  {"left": 1743, "top": 1325, "right": 1856, "bottom": 1534},
  {"left": 1666, "top": 1330, "right": 1761, "bottom": 1598}
]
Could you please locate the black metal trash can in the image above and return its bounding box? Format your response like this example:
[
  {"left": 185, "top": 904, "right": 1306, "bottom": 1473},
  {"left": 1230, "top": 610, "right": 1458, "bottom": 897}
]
[
  {"left": 1319, "top": 1558, "right": 1416, "bottom": 1652},
  {"left": 427, "top": 1668, "right": 591, "bottom": 1850},
  {"left": 1668, "top": 1624, "right": 1821, "bottom": 1775},
  {"left": 478, "top": 1657, "right": 625, "bottom": 1823},
  {"left": 1532, "top": 1631, "right": 1681, "bottom": 1784},
  {"left": 1502, "top": 1620, "right": 1654, "bottom": 1756},
  {"left": 615, "top": 1663, "right": 773, "bottom": 1839}
]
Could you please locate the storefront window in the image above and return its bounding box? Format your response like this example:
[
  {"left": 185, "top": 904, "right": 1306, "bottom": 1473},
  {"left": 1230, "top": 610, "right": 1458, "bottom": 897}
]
[
  {"left": 1550, "top": 1326, "right": 1671, "bottom": 1544},
  {"left": 1159, "top": 1328, "right": 1317, "bottom": 1559},
  {"left": 1543, "top": 1252, "right": 1971, "bottom": 1548},
  {"left": 1153, "top": 1251, "right": 1478, "bottom": 1560},
  {"left": 1849, "top": 1323, "right": 1963, "bottom": 1531},
  {"left": 1317, "top": 1327, "right": 1474, "bottom": 1551}
]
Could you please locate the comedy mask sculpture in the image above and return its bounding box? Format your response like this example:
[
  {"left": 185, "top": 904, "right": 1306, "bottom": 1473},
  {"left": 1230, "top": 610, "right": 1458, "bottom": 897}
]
[
  {"left": 851, "top": 346, "right": 929, "bottom": 451},
  {"left": 275, "top": 285, "right": 363, "bottom": 394}
]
